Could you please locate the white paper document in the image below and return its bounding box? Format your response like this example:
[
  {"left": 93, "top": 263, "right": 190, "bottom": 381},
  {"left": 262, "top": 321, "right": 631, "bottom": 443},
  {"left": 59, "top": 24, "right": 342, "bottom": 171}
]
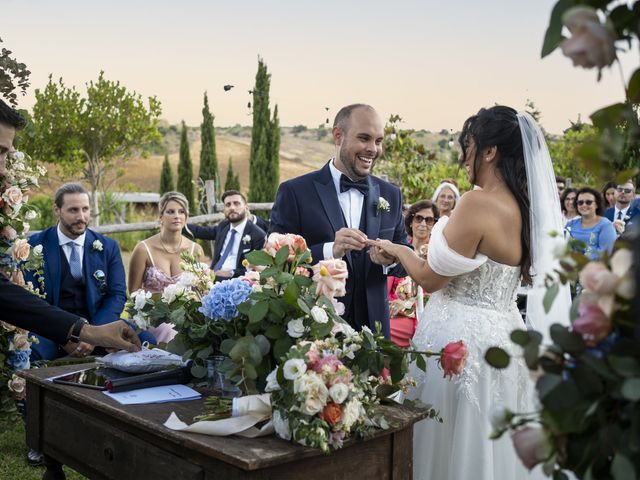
[{"left": 103, "top": 384, "right": 201, "bottom": 405}]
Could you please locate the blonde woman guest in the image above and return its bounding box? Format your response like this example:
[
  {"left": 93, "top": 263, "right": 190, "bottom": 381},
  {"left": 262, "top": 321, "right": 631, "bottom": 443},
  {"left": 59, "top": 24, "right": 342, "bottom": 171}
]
[
  {"left": 128, "top": 191, "right": 204, "bottom": 342},
  {"left": 431, "top": 181, "right": 460, "bottom": 217}
]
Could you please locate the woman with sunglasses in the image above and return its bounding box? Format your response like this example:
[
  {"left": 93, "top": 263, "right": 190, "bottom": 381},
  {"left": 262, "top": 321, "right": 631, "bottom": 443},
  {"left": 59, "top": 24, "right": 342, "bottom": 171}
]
[
  {"left": 565, "top": 187, "right": 617, "bottom": 259},
  {"left": 387, "top": 200, "right": 439, "bottom": 347}
]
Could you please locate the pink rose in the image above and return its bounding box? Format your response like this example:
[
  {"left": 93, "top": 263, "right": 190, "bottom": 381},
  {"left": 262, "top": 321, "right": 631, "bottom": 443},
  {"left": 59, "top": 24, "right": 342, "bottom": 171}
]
[
  {"left": 295, "top": 266, "right": 311, "bottom": 278},
  {"left": 439, "top": 340, "right": 468, "bottom": 379},
  {"left": 579, "top": 262, "right": 618, "bottom": 295},
  {"left": 511, "top": 427, "right": 552, "bottom": 470},
  {"left": 0, "top": 225, "right": 16, "bottom": 240},
  {"left": 8, "top": 374, "right": 26, "bottom": 400},
  {"left": 572, "top": 296, "right": 612, "bottom": 346},
  {"left": 310, "top": 354, "right": 343, "bottom": 374},
  {"left": 560, "top": 6, "right": 616, "bottom": 70},
  {"left": 312, "top": 258, "right": 348, "bottom": 300},
  {"left": 291, "top": 235, "right": 308, "bottom": 254},
  {"left": 3, "top": 186, "right": 23, "bottom": 206},
  {"left": 11, "top": 238, "right": 30, "bottom": 262}
]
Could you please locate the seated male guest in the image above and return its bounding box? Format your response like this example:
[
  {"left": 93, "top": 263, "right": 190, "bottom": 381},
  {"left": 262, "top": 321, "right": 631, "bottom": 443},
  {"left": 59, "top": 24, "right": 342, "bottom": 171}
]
[
  {"left": 187, "top": 190, "right": 266, "bottom": 280},
  {"left": 25, "top": 183, "right": 155, "bottom": 361}
]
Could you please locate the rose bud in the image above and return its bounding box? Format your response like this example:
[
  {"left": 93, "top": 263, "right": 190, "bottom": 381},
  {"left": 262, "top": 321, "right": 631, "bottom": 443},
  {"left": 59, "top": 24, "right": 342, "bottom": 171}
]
[
  {"left": 439, "top": 340, "right": 468, "bottom": 379},
  {"left": 511, "top": 427, "right": 552, "bottom": 470}
]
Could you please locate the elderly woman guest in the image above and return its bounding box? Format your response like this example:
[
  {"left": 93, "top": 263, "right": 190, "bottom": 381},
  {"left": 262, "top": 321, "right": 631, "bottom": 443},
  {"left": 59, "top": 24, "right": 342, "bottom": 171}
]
[
  {"left": 602, "top": 181, "right": 617, "bottom": 210},
  {"left": 387, "top": 200, "right": 439, "bottom": 347},
  {"left": 129, "top": 191, "right": 204, "bottom": 342},
  {"left": 560, "top": 187, "right": 579, "bottom": 225},
  {"left": 566, "top": 187, "right": 617, "bottom": 260},
  {"left": 431, "top": 181, "right": 460, "bottom": 217}
]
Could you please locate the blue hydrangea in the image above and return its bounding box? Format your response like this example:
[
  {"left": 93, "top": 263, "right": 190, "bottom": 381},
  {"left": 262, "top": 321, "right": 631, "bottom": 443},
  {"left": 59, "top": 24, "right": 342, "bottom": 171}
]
[
  {"left": 7, "top": 349, "right": 30, "bottom": 370},
  {"left": 199, "top": 278, "right": 252, "bottom": 322}
]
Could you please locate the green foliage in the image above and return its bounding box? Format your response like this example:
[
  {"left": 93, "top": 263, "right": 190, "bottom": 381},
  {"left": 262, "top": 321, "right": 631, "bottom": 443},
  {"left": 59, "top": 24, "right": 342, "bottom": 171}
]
[
  {"left": 0, "top": 37, "right": 31, "bottom": 107},
  {"left": 29, "top": 194, "right": 55, "bottom": 231},
  {"left": 291, "top": 124, "right": 307, "bottom": 135},
  {"left": 548, "top": 125, "right": 596, "bottom": 186},
  {"left": 224, "top": 157, "right": 240, "bottom": 191},
  {"left": 177, "top": 121, "right": 196, "bottom": 212},
  {"left": 198, "top": 92, "right": 220, "bottom": 207},
  {"left": 22, "top": 71, "right": 162, "bottom": 225},
  {"left": 159, "top": 153, "right": 174, "bottom": 194},
  {"left": 248, "top": 58, "right": 280, "bottom": 202},
  {"left": 376, "top": 115, "right": 470, "bottom": 203}
]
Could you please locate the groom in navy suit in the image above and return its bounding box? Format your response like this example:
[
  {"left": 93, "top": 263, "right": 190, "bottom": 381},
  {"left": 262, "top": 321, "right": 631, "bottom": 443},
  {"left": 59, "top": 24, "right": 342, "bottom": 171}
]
[
  {"left": 25, "top": 183, "right": 146, "bottom": 360},
  {"left": 270, "top": 104, "right": 408, "bottom": 338}
]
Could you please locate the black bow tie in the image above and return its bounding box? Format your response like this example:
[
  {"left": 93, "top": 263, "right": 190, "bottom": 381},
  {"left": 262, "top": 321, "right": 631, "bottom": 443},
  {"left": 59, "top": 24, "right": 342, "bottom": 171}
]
[{"left": 339, "top": 175, "right": 369, "bottom": 196}]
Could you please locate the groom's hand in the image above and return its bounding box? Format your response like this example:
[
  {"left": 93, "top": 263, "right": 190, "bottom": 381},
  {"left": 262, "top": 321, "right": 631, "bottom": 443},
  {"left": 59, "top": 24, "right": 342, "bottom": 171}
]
[
  {"left": 369, "top": 246, "right": 397, "bottom": 266},
  {"left": 333, "top": 228, "right": 367, "bottom": 258}
]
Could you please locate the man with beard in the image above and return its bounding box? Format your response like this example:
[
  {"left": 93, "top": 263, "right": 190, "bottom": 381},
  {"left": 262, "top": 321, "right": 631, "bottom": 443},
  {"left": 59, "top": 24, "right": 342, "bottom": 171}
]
[
  {"left": 187, "top": 190, "right": 266, "bottom": 279},
  {"left": 269, "top": 104, "right": 408, "bottom": 338},
  {"left": 26, "top": 183, "right": 137, "bottom": 361}
]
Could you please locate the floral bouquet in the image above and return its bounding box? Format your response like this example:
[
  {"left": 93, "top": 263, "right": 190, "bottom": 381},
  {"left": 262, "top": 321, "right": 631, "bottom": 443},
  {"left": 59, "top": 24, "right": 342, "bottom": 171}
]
[
  {"left": 485, "top": 237, "right": 637, "bottom": 478},
  {"left": 389, "top": 276, "right": 418, "bottom": 318},
  {"left": 0, "top": 150, "right": 45, "bottom": 418}
]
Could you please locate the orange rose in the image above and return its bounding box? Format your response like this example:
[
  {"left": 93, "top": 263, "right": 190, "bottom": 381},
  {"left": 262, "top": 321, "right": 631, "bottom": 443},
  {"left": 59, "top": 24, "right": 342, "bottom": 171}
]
[
  {"left": 320, "top": 402, "right": 343, "bottom": 427},
  {"left": 312, "top": 258, "right": 348, "bottom": 300}
]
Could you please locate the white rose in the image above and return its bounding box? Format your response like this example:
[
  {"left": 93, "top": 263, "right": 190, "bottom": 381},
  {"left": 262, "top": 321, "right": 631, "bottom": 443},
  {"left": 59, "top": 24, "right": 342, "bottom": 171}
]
[
  {"left": 286, "top": 318, "right": 305, "bottom": 338},
  {"left": 132, "top": 313, "right": 147, "bottom": 329},
  {"left": 265, "top": 368, "right": 281, "bottom": 392},
  {"left": 341, "top": 398, "right": 362, "bottom": 430},
  {"left": 489, "top": 405, "right": 513, "bottom": 433},
  {"left": 33, "top": 244, "right": 43, "bottom": 255},
  {"left": 25, "top": 209, "right": 37, "bottom": 220},
  {"left": 92, "top": 240, "right": 103, "bottom": 251},
  {"left": 283, "top": 358, "right": 307, "bottom": 380},
  {"left": 310, "top": 306, "right": 328, "bottom": 324},
  {"left": 294, "top": 373, "right": 328, "bottom": 416},
  {"left": 11, "top": 151, "right": 25, "bottom": 161},
  {"left": 178, "top": 271, "right": 196, "bottom": 287},
  {"left": 328, "top": 383, "right": 349, "bottom": 404},
  {"left": 22, "top": 223, "right": 29, "bottom": 234},
  {"left": 133, "top": 290, "right": 152, "bottom": 310},
  {"left": 161, "top": 283, "right": 186, "bottom": 304},
  {"left": 272, "top": 410, "right": 292, "bottom": 441}
]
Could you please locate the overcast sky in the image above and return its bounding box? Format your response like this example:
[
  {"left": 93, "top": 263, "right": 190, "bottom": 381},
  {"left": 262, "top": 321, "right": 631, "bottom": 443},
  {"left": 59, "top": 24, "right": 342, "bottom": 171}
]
[{"left": 4, "top": 0, "right": 633, "bottom": 134}]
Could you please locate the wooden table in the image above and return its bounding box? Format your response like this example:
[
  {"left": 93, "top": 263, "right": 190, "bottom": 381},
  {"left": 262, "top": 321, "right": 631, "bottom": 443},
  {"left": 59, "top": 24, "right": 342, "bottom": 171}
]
[{"left": 22, "top": 364, "right": 429, "bottom": 480}]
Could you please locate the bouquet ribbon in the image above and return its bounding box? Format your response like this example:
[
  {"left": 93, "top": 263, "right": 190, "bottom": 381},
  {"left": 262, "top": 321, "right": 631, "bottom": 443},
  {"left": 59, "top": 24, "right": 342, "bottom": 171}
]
[{"left": 164, "top": 393, "right": 274, "bottom": 438}]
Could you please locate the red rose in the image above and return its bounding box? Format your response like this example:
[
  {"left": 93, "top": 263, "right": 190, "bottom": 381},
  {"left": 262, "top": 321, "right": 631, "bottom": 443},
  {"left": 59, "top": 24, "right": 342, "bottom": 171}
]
[
  {"left": 439, "top": 340, "right": 468, "bottom": 379},
  {"left": 320, "top": 402, "right": 343, "bottom": 427}
]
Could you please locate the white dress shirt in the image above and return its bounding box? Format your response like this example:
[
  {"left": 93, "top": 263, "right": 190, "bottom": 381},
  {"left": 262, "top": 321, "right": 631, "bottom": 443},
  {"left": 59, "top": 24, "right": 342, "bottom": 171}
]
[
  {"left": 322, "top": 160, "right": 365, "bottom": 259},
  {"left": 614, "top": 205, "right": 629, "bottom": 221},
  {"left": 219, "top": 218, "right": 248, "bottom": 272},
  {"left": 57, "top": 225, "right": 86, "bottom": 271}
]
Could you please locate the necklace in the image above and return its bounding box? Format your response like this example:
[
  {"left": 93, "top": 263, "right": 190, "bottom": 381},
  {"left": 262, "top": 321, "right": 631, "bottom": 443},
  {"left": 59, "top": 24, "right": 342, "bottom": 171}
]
[{"left": 160, "top": 235, "right": 183, "bottom": 254}]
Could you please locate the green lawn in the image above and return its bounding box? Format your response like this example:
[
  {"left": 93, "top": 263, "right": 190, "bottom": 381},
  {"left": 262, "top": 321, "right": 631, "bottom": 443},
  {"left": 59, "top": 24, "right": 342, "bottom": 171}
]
[{"left": 0, "top": 419, "right": 86, "bottom": 480}]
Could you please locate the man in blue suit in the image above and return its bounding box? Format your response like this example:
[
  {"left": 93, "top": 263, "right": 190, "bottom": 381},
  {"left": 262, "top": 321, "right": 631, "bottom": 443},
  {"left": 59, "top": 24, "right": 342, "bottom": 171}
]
[
  {"left": 604, "top": 179, "right": 639, "bottom": 236},
  {"left": 26, "top": 183, "right": 148, "bottom": 360},
  {"left": 270, "top": 104, "right": 408, "bottom": 338}
]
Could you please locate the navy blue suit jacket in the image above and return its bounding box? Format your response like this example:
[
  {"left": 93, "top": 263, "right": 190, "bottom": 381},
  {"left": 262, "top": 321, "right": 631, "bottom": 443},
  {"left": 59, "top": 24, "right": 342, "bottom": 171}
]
[
  {"left": 605, "top": 199, "right": 640, "bottom": 228},
  {"left": 187, "top": 220, "right": 266, "bottom": 277},
  {"left": 25, "top": 227, "right": 128, "bottom": 359},
  {"left": 269, "top": 161, "right": 408, "bottom": 338}
]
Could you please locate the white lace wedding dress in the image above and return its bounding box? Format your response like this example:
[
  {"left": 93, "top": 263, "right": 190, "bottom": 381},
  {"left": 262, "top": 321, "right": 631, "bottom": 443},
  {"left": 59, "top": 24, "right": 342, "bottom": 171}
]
[{"left": 409, "top": 217, "right": 542, "bottom": 480}]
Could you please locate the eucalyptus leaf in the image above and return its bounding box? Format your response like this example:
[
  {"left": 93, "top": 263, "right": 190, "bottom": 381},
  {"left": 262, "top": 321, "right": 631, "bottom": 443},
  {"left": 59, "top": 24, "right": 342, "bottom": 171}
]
[
  {"left": 611, "top": 453, "right": 635, "bottom": 480},
  {"left": 621, "top": 378, "right": 640, "bottom": 401},
  {"left": 254, "top": 334, "right": 271, "bottom": 356},
  {"left": 543, "top": 282, "right": 560, "bottom": 314},
  {"left": 485, "top": 347, "right": 510, "bottom": 369},
  {"left": 219, "top": 338, "right": 235, "bottom": 355},
  {"left": 550, "top": 324, "right": 585, "bottom": 354},
  {"left": 608, "top": 356, "right": 640, "bottom": 377},
  {"left": 196, "top": 345, "right": 213, "bottom": 359},
  {"left": 245, "top": 250, "right": 274, "bottom": 266},
  {"left": 243, "top": 363, "right": 258, "bottom": 380},
  {"left": 297, "top": 298, "right": 311, "bottom": 315},
  {"left": 190, "top": 363, "right": 207, "bottom": 378}
]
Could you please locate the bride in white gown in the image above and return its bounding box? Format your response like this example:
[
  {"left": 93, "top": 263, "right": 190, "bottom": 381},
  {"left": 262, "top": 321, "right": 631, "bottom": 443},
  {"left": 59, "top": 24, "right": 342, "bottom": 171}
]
[{"left": 369, "top": 106, "right": 570, "bottom": 479}]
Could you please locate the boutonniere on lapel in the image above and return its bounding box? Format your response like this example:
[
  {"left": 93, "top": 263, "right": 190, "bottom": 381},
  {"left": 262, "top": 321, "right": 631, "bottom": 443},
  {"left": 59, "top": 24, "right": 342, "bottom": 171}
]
[
  {"left": 624, "top": 214, "right": 631, "bottom": 222},
  {"left": 93, "top": 270, "right": 107, "bottom": 294},
  {"left": 242, "top": 234, "right": 251, "bottom": 244},
  {"left": 92, "top": 240, "right": 104, "bottom": 252},
  {"left": 374, "top": 196, "right": 390, "bottom": 216}
]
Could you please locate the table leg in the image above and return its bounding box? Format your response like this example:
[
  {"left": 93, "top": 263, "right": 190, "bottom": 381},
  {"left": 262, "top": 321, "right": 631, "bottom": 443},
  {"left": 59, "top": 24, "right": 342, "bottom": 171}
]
[{"left": 42, "top": 455, "right": 65, "bottom": 480}]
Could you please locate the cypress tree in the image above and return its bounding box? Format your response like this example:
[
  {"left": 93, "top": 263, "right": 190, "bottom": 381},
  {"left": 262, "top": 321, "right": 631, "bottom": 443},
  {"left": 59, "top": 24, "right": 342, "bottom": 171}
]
[
  {"left": 265, "top": 104, "right": 280, "bottom": 200},
  {"left": 177, "top": 121, "right": 196, "bottom": 212},
  {"left": 248, "top": 58, "right": 272, "bottom": 202},
  {"left": 159, "top": 153, "right": 174, "bottom": 194},
  {"left": 198, "top": 92, "right": 220, "bottom": 207},
  {"left": 224, "top": 157, "right": 240, "bottom": 191}
]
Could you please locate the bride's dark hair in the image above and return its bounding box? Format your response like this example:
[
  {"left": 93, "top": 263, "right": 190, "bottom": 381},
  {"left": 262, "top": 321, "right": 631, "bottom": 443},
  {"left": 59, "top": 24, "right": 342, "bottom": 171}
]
[{"left": 458, "top": 105, "right": 532, "bottom": 285}]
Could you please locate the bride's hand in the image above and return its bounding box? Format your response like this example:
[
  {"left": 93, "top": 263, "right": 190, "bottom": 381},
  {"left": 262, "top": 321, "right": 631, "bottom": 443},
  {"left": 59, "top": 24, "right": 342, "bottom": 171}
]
[{"left": 366, "top": 238, "right": 399, "bottom": 263}]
